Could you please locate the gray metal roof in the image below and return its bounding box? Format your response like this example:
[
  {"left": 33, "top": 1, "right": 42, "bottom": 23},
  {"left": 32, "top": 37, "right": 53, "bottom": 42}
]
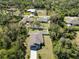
[
  {"left": 41, "top": 31, "right": 49, "bottom": 35},
  {"left": 20, "top": 16, "right": 34, "bottom": 24},
  {"left": 31, "top": 25, "right": 43, "bottom": 30},
  {"left": 7, "top": 8, "right": 17, "bottom": 11},
  {"left": 37, "top": 16, "right": 50, "bottom": 22},
  {"left": 29, "top": 32, "right": 43, "bottom": 46},
  {"left": 64, "top": 17, "right": 79, "bottom": 25},
  {"left": 24, "top": 16, "right": 34, "bottom": 22}
]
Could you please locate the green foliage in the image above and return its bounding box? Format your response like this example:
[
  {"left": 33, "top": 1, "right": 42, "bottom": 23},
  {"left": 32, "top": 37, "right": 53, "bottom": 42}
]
[
  {"left": 0, "top": 16, "right": 27, "bottom": 59},
  {"left": 33, "top": 0, "right": 45, "bottom": 8},
  {"left": 49, "top": 14, "right": 79, "bottom": 59},
  {"left": 0, "top": 0, "right": 79, "bottom": 59},
  {"left": 32, "top": 0, "right": 79, "bottom": 16},
  {"left": 53, "top": 39, "right": 79, "bottom": 59},
  {"left": 0, "top": 1, "right": 29, "bottom": 58}
]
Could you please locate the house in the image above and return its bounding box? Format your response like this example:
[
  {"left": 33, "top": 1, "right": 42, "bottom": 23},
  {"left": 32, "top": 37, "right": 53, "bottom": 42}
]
[
  {"left": 7, "top": 8, "right": 17, "bottom": 12},
  {"left": 27, "top": 9, "right": 37, "bottom": 16},
  {"left": 41, "top": 31, "right": 49, "bottom": 35},
  {"left": 37, "top": 16, "right": 50, "bottom": 23},
  {"left": 7, "top": 8, "right": 17, "bottom": 16},
  {"left": 29, "top": 32, "right": 44, "bottom": 50},
  {"left": 25, "top": 17, "right": 34, "bottom": 23},
  {"left": 19, "top": 16, "right": 34, "bottom": 24},
  {"left": 31, "top": 25, "right": 44, "bottom": 30},
  {"left": 64, "top": 17, "right": 79, "bottom": 26}
]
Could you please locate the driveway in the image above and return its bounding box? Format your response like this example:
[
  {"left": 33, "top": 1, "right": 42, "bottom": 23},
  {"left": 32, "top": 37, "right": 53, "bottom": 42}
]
[{"left": 30, "top": 50, "right": 37, "bottom": 59}]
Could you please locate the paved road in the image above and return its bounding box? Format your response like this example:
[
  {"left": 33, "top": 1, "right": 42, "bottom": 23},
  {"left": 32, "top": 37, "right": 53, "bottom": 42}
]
[{"left": 30, "top": 50, "right": 37, "bottom": 59}]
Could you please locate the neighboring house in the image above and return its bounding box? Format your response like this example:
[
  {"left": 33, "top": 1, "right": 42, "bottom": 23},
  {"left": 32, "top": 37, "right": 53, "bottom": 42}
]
[
  {"left": 29, "top": 32, "right": 44, "bottom": 50},
  {"left": 31, "top": 25, "right": 44, "bottom": 30},
  {"left": 7, "top": 8, "right": 20, "bottom": 16},
  {"left": 27, "top": 9, "right": 37, "bottom": 16},
  {"left": 41, "top": 30, "right": 49, "bottom": 35},
  {"left": 19, "top": 16, "right": 34, "bottom": 24},
  {"left": 7, "top": 8, "right": 17, "bottom": 16},
  {"left": 64, "top": 17, "right": 79, "bottom": 26},
  {"left": 28, "top": 31, "right": 49, "bottom": 36},
  {"left": 7, "top": 8, "right": 17, "bottom": 12},
  {"left": 25, "top": 17, "right": 34, "bottom": 23},
  {"left": 37, "top": 16, "right": 50, "bottom": 23}
]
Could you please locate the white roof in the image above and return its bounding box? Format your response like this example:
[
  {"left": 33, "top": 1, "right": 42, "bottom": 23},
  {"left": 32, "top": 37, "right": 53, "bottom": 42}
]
[{"left": 27, "top": 9, "right": 36, "bottom": 12}]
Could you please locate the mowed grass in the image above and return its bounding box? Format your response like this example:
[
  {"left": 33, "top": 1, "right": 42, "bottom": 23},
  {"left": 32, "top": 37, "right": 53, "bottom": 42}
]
[
  {"left": 24, "top": 37, "right": 30, "bottom": 59},
  {"left": 75, "top": 31, "right": 79, "bottom": 45},
  {"left": 37, "top": 10, "right": 47, "bottom": 16},
  {"left": 38, "top": 36, "right": 56, "bottom": 59},
  {"left": 0, "top": 27, "right": 3, "bottom": 32}
]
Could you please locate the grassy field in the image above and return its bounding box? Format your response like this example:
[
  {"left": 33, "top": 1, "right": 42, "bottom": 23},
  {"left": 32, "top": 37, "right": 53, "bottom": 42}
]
[
  {"left": 24, "top": 37, "right": 30, "bottom": 59},
  {"left": 74, "top": 31, "right": 79, "bottom": 45},
  {"left": 38, "top": 36, "right": 56, "bottom": 59},
  {"left": 0, "top": 26, "right": 3, "bottom": 32}
]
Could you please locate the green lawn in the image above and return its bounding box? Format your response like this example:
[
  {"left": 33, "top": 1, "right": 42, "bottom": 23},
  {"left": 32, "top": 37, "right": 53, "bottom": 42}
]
[
  {"left": 74, "top": 32, "right": 79, "bottom": 45},
  {"left": 24, "top": 37, "right": 30, "bottom": 59},
  {"left": 38, "top": 36, "right": 56, "bottom": 59},
  {"left": 0, "top": 26, "right": 3, "bottom": 32}
]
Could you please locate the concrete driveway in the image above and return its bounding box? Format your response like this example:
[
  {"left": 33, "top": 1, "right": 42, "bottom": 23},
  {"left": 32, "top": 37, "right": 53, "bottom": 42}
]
[{"left": 30, "top": 50, "right": 37, "bottom": 59}]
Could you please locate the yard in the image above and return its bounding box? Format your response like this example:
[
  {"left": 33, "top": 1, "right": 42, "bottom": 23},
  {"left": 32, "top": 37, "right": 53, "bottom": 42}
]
[
  {"left": 24, "top": 15, "right": 55, "bottom": 59},
  {"left": 24, "top": 37, "right": 30, "bottom": 59},
  {"left": 38, "top": 36, "right": 56, "bottom": 59},
  {"left": 74, "top": 31, "right": 79, "bottom": 46},
  {"left": 0, "top": 26, "right": 3, "bottom": 32},
  {"left": 24, "top": 35, "right": 56, "bottom": 59}
]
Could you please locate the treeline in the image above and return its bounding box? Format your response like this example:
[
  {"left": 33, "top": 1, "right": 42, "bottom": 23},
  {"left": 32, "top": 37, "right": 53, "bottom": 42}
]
[
  {"left": 0, "top": 0, "right": 79, "bottom": 16},
  {"left": 0, "top": 21, "right": 27, "bottom": 59},
  {"left": 0, "top": 11, "right": 27, "bottom": 59},
  {"left": 28, "top": 0, "right": 79, "bottom": 16},
  {"left": 0, "top": 0, "right": 28, "bottom": 59}
]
